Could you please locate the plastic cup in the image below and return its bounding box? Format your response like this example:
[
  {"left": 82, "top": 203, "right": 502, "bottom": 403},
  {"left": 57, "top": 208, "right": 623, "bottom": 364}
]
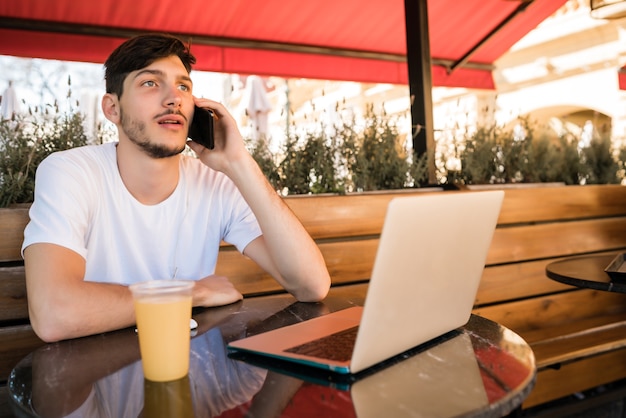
[{"left": 129, "top": 280, "right": 194, "bottom": 382}]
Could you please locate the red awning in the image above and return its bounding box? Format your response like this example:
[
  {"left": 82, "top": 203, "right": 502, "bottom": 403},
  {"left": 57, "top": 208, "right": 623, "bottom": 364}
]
[
  {"left": 0, "top": 0, "right": 567, "bottom": 89},
  {"left": 620, "top": 66, "right": 626, "bottom": 90}
]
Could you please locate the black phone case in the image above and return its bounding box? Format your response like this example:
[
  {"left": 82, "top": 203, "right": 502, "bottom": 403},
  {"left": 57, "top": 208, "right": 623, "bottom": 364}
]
[{"left": 188, "top": 106, "right": 215, "bottom": 149}]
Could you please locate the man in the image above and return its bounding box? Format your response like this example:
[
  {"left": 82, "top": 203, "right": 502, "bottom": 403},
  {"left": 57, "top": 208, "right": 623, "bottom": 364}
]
[{"left": 22, "top": 34, "right": 331, "bottom": 342}]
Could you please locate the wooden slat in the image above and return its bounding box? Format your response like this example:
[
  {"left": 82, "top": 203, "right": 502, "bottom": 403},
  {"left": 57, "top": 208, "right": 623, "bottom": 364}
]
[
  {"left": 282, "top": 185, "right": 626, "bottom": 240},
  {"left": 524, "top": 349, "right": 626, "bottom": 408},
  {"left": 216, "top": 249, "right": 281, "bottom": 296},
  {"left": 0, "top": 324, "right": 43, "bottom": 383},
  {"left": 216, "top": 239, "right": 379, "bottom": 296},
  {"left": 476, "top": 258, "right": 572, "bottom": 306},
  {"left": 477, "top": 250, "right": 626, "bottom": 306},
  {"left": 0, "top": 206, "right": 29, "bottom": 263},
  {"left": 521, "top": 312, "right": 626, "bottom": 346},
  {"left": 0, "top": 266, "right": 28, "bottom": 322},
  {"left": 473, "top": 289, "right": 626, "bottom": 336},
  {"left": 319, "top": 239, "right": 378, "bottom": 283},
  {"left": 530, "top": 320, "right": 626, "bottom": 369},
  {"left": 283, "top": 189, "right": 441, "bottom": 240},
  {"left": 497, "top": 184, "right": 626, "bottom": 225},
  {"left": 487, "top": 217, "right": 626, "bottom": 265}
]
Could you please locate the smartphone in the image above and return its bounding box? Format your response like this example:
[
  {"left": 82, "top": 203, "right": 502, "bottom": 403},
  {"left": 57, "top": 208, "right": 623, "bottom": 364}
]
[{"left": 188, "top": 105, "right": 215, "bottom": 149}]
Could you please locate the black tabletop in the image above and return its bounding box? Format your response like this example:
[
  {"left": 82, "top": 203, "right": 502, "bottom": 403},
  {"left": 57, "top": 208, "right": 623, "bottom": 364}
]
[
  {"left": 546, "top": 254, "right": 626, "bottom": 293},
  {"left": 8, "top": 285, "right": 536, "bottom": 418}
]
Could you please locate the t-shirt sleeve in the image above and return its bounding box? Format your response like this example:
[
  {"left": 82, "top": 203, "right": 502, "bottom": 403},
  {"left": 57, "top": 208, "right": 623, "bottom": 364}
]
[
  {"left": 211, "top": 172, "right": 262, "bottom": 252},
  {"left": 21, "top": 152, "right": 93, "bottom": 259},
  {"left": 219, "top": 182, "right": 262, "bottom": 254}
]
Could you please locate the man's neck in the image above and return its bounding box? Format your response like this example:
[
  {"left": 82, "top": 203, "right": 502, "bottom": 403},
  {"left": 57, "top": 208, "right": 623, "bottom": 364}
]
[{"left": 115, "top": 142, "right": 180, "bottom": 205}]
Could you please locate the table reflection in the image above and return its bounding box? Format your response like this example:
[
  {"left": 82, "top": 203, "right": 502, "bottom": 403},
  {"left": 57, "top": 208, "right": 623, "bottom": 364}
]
[
  {"left": 142, "top": 376, "right": 193, "bottom": 418},
  {"left": 15, "top": 328, "right": 264, "bottom": 418},
  {"left": 9, "top": 288, "right": 535, "bottom": 418},
  {"left": 334, "top": 332, "right": 488, "bottom": 417}
]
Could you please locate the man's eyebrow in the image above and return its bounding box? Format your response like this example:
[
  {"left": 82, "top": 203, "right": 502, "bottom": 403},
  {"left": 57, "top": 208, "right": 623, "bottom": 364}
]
[
  {"left": 133, "top": 69, "right": 163, "bottom": 79},
  {"left": 133, "top": 69, "right": 193, "bottom": 83}
]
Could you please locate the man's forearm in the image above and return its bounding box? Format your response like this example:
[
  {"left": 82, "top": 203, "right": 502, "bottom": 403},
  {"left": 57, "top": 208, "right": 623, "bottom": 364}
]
[
  {"left": 29, "top": 280, "right": 137, "bottom": 342},
  {"left": 228, "top": 156, "right": 331, "bottom": 301},
  {"left": 25, "top": 243, "right": 137, "bottom": 342}
]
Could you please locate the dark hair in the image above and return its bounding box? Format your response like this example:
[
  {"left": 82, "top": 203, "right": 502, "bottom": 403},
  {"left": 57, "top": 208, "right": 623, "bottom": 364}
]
[{"left": 104, "top": 33, "right": 196, "bottom": 97}]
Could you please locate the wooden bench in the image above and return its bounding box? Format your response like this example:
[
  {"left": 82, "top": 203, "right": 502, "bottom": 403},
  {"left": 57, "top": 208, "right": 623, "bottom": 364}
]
[
  {"left": 468, "top": 185, "right": 626, "bottom": 408},
  {"left": 3, "top": 185, "right": 626, "bottom": 412}
]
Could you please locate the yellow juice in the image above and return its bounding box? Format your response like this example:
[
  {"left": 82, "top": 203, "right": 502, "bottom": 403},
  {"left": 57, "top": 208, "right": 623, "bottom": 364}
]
[{"left": 134, "top": 295, "right": 192, "bottom": 382}]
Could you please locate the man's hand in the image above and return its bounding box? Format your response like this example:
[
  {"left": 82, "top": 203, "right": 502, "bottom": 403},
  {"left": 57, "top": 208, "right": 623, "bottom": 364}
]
[
  {"left": 192, "top": 275, "right": 243, "bottom": 307},
  {"left": 187, "top": 98, "right": 250, "bottom": 176}
]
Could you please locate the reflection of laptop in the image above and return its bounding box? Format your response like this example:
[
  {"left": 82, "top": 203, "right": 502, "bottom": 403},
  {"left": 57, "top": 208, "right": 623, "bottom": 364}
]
[
  {"left": 233, "top": 332, "right": 489, "bottom": 416},
  {"left": 350, "top": 332, "right": 488, "bottom": 417},
  {"left": 228, "top": 191, "right": 504, "bottom": 375}
]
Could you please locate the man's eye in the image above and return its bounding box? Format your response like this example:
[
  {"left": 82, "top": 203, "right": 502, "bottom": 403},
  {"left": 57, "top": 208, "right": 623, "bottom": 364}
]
[
  {"left": 179, "top": 84, "right": 190, "bottom": 92},
  {"left": 142, "top": 80, "right": 156, "bottom": 87}
]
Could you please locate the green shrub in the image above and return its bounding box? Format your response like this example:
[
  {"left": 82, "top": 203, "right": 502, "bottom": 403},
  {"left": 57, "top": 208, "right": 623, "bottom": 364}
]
[
  {"left": 580, "top": 134, "right": 620, "bottom": 184},
  {"left": 4, "top": 93, "right": 624, "bottom": 205},
  {"left": 247, "top": 108, "right": 626, "bottom": 193},
  {"left": 451, "top": 117, "right": 623, "bottom": 187},
  {"left": 351, "top": 105, "right": 409, "bottom": 191},
  {"left": 0, "top": 106, "right": 88, "bottom": 207}
]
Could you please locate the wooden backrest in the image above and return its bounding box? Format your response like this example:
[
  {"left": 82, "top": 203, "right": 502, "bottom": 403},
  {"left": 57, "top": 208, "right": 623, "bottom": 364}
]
[
  {"left": 4, "top": 185, "right": 626, "bottom": 319},
  {"left": 220, "top": 185, "right": 626, "bottom": 295},
  {"left": 478, "top": 185, "right": 626, "bottom": 313}
]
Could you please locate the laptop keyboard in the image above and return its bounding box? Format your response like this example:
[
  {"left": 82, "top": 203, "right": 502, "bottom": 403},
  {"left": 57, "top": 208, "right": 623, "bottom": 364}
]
[{"left": 284, "top": 326, "right": 359, "bottom": 362}]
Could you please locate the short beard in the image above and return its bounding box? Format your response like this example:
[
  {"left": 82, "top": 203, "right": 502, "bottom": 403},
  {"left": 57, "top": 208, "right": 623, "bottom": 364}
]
[{"left": 120, "top": 109, "right": 186, "bottom": 159}]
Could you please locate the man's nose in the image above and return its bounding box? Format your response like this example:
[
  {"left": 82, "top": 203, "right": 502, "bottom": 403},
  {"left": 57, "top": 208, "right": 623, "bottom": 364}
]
[{"left": 165, "top": 87, "right": 183, "bottom": 108}]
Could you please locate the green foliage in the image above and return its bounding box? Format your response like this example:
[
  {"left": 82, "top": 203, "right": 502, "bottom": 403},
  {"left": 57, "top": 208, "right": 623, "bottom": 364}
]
[
  {"left": 579, "top": 134, "right": 620, "bottom": 184},
  {"left": 246, "top": 136, "right": 280, "bottom": 189},
  {"left": 0, "top": 107, "right": 88, "bottom": 207},
  {"left": 351, "top": 106, "right": 409, "bottom": 191},
  {"left": 247, "top": 106, "right": 626, "bottom": 194},
  {"left": 518, "top": 124, "right": 584, "bottom": 185},
  {"left": 277, "top": 133, "right": 314, "bottom": 195},
  {"left": 4, "top": 93, "right": 625, "bottom": 205},
  {"left": 334, "top": 116, "right": 361, "bottom": 190},
  {"left": 258, "top": 104, "right": 412, "bottom": 195},
  {"left": 277, "top": 127, "right": 345, "bottom": 195},
  {"left": 408, "top": 151, "right": 429, "bottom": 187},
  {"left": 453, "top": 117, "right": 624, "bottom": 187},
  {"left": 457, "top": 125, "right": 503, "bottom": 185}
]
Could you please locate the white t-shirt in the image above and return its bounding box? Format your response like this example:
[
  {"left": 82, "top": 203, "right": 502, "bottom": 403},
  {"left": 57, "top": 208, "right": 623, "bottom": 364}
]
[{"left": 22, "top": 142, "right": 262, "bottom": 284}]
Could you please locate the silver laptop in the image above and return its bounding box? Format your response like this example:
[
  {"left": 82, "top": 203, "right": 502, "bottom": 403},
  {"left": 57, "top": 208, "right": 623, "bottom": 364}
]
[{"left": 228, "top": 191, "right": 504, "bottom": 375}]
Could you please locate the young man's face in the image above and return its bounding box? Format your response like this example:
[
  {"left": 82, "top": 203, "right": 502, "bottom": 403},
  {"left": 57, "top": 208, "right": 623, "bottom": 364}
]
[{"left": 116, "top": 55, "right": 194, "bottom": 158}]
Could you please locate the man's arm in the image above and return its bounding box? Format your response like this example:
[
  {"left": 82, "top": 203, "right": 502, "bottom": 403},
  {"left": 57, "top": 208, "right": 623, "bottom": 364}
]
[
  {"left": 188, "top": 99, "right": 331, "bottom": 302},
  {"left": 24, "top": 243, "right": 136, "bottom": 342},
  {"left": 24, "top": 243, "right": 245, "bottom": 342},
  {"left": 230, "top": 159, "right": 331, "bottom": 302}
]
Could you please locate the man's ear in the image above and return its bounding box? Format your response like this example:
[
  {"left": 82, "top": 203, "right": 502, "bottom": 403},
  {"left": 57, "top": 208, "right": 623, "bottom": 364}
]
[{"left": 101, "top": 94, "right": 120, "bottom": 124}]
